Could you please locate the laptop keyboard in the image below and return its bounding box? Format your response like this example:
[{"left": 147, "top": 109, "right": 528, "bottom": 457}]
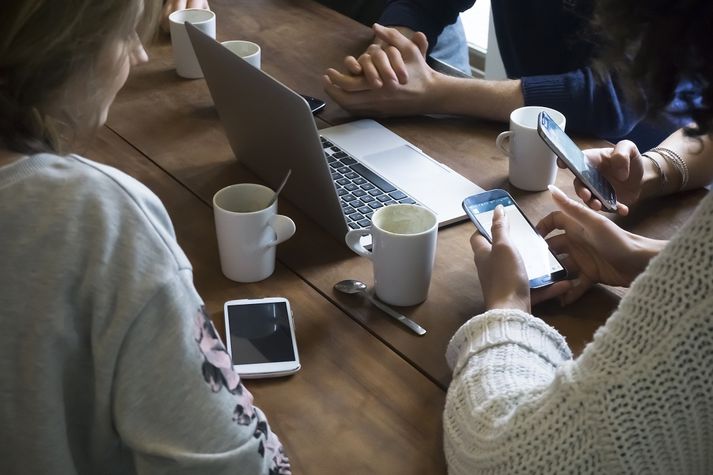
[{"left": 320, "top": 137, "right": 417, "bottom": 229}]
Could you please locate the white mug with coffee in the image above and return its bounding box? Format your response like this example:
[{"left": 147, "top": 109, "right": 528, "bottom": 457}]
[
  {"left": 169, "top": 8, "right": 216, "bottom": 78},
  {"left": 345, "top": 204, "right": 438, "bottom": 307},
  {"left": 496, "top": 106, "right": 566, "bottom": 191},
  {"left": 213, "top": 183, "right": 295, "bottom": 283},
  {"left": 221, "top": 40, "right": 261, "bottom": 69}
]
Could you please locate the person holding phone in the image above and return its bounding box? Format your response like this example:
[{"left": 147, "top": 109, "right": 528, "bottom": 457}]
[
  {"left": 0, "top": 1, "right": 289, "bottom": 473},
  {"left": 323, "top": 0, "right": 700, "bottom": 150},
  {"left": 567, "top": 130, "right": 713, "bottom": 215},
  {"left": 443, "top": 0, "right": 713, "bottom": 471}
]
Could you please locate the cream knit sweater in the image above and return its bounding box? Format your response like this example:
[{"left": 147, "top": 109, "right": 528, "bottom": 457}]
[{"left": 444, "top": 191, "right": 713, "bottom": 474}]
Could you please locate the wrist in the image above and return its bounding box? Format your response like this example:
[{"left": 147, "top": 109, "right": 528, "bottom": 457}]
[
  {"left": 423, "top": 72, "right": 457, "bottom": 113},
  {"left": 638, "top": 153, "right": 664, "bottom": 201},
  {"left": 485, "top": 296, "right": 531, "bottom": 313},
  {"left": 628, "top": 232, "right": 667, "bottom": 278}
]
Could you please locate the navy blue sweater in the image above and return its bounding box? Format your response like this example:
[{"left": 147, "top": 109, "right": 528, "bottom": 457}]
[{"left": 379, "top": 0, "right": 694, "bottom": 149}]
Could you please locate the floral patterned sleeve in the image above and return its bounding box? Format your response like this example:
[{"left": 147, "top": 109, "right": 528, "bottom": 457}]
[{"left": 113, "top": 273, "right": 290, "bottom": 475}]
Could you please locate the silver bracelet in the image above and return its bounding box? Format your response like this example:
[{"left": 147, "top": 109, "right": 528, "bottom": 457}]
[
  {"left": 641, "top": 152, "right": 668, "bottom": 189},
  {"left": 650, "top": 147, "right": 689, "bottom": 190}
]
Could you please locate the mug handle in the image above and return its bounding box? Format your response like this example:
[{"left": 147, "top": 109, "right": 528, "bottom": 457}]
[
  {"left": 344, "top": 228, "right": 373, "bottom": 259},
  {"left": 495, "top": 131, "right": 512, "bottom": 156},
  {"left": 265, "top": 214, "right": 296, "bottom": 247}
]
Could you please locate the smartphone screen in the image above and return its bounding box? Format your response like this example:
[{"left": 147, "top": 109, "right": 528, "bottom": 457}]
[
  {"left": 463, "top": 191, "right": 567, "bottom": 288},
  {"left": 226, "top": 300, "right": 296, "bottom": 365},
  {"left": 537, "top": 111, "right": 617, "bottom": 211}
]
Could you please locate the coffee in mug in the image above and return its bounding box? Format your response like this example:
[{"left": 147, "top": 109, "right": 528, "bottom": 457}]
[{"left": 345, "top": 204, "right": 437, "bottom": 306}]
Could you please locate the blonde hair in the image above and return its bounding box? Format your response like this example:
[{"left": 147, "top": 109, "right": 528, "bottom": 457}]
[{"left": 0, "top": 0, "right": 160, "bottom": 154}]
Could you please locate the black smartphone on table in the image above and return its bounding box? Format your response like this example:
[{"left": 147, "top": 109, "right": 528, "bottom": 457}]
[
  {"left": 300, "top": 94, "right": 326, "bottom": 115},
  {"left": 537, "top": 111, "right": 618, "bottom": 212},
  {"left": 462, "top": 189, "right": 567, "bottom": 288}
]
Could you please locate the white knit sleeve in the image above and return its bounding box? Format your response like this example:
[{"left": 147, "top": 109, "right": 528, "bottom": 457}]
[
  {"left": 444, "top": 193, "right": 713, "bottom": 474},
  {"left": 444, "top": 309, "right": 576, "bottom": 474}
]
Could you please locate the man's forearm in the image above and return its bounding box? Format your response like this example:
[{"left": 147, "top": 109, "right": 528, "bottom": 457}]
[{"left": 426, "top": 74, "right": 524, "bottom": 122}]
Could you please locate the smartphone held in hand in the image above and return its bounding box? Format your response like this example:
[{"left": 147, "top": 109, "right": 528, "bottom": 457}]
[
  {"left": 223, "top": 297, "right": 300, "bottom": 378},
  {"left": 537, "top": 111, "right": 618, "bottom": 212},
  {"left": 462, "top": 189, "right": 567, "bottom": 288}
]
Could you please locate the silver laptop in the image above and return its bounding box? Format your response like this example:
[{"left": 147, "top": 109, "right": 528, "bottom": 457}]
[{"left": 186, "top": 23, "right": 482, "bottom": 242}]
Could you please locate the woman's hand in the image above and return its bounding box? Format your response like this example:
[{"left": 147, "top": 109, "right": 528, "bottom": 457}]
[
  {"left": 532, "top": 186, "right": 666, "bottom": 305},
  {"left": 470, "top": 205, "right": 531, "bottom": 312},
  {"left": 161, "top": 0, "right": 211, "bottom": 32},
  {"left": 564, "top": 140, "right": 645, "bottom": 216}
]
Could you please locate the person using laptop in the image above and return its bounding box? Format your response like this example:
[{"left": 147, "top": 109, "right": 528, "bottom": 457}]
[
  {"left": 323, "top": 0, "right": 700, "bottom": 150},
  {"left": 442, "top": 0, "right": 713, "bottom": 470},
  {"left": 0, "top": 1, "right": 289, "bottom": 473}
]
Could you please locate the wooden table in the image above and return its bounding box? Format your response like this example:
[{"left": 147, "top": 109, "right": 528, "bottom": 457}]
[{"left": 97, "top": 0, "right": 706, "bottom": 472}]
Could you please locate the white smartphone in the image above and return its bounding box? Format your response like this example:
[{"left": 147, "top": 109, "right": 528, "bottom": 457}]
[
  {"left": 223, "top": 297, "right": 300, "bottom": 378},
  {"left": 537, "top": 110, "right": 618, "bottom": 212},
  {"left": 462, "top": 189, "right": 567, "bottom": 288}
]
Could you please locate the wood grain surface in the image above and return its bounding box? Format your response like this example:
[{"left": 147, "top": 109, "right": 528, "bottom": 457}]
[
  {"left": 85, "top": 127, "right": 446, "bottom": 474},
  {"left": 105, "top": 0, "right": 706, "bottom": 393}
]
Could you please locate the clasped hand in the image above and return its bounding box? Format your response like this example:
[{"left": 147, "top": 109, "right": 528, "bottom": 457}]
[
  {"left": 322, "top": 24, "right": 439, "bottom": 116},
  {"left": 472, "top": 185, "right": 665, "bottom": 311}
]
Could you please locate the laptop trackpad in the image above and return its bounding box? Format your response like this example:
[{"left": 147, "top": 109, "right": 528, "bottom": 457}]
[{"left": 360, "top": 145, "right": 479, "bottom": 220}]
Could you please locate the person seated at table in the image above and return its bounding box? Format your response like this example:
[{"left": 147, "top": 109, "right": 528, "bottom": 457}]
[
  {"left": 442, "top": 0, "right": 713, "bottom": 472},
  {"left": 0, "top": 1, "right": 289, "bottom": 473},
  {"left": 323, "top": 0, "right": 700, "bottom": 150},
  {"left": 316, "top": 0, "right": 471, "bottom": 75}
]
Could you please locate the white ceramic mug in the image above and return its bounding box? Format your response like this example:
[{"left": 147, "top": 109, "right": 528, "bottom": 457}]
[
  {"left": 169, "top": 8, "right": 216, "bottom": 78},
  {"left": 213, "top": 184, "right": 295, "bottom": 283},
  {"left": 496, "top": 106, "right": 566, "bottom": 191},
  {"left": 345, "top": 204, "right": 437, "bottom": 307},
  {"left": 221, "top": 40, "right": 261, "bottom": 69}
]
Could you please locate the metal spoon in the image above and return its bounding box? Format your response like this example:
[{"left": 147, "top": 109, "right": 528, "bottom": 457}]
[
  {"left": 267, "top": 169, "right": 292, "bottom": 207},
  {"left": 333, "top": 279, "right": 427, "bottom": 336}
]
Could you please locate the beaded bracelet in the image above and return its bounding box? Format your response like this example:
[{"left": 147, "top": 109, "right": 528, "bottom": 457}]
[
  {"left": 641, "top": 152, "right": 668, "bottom": 189},
  {"left": 649, "top": 147, "right": 689, "bottom": 190}
]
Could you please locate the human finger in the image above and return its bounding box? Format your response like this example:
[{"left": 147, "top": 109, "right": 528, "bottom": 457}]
[
  {"left": 384, "top": 46, "right": 409, "bottom": 84},
  {"left": 606, "top": 140, "right": 639, "bottom": 181},
  {"left": 323, "top": 75, "right": 355, "bottom": 106},
  {"left": 531, "top": 280, "right": 574, "bottom": 305},
  {"left": 556, "top": 253, "right": 580, "bottom": 276},
  {"left": 544, "top": 232, "right": 570, "bottom": 255},
  {"left": 489, "top": 205, "right": 510, "bottom": 245},
  {"left": 344, "top": 55, "right": 363, "bottom": 76},
  {"left": 572, "top": 177, "right": 594, "bottom": 203},
  {"left": 410, "top": 31, "right": 429, "bottom": 57},
  {"left": 548, "top": 185, "right": 602, "bottom": 222},
  {"left": 535, "top": 210, "right": 579, "bottom": 238},
  {"left": 470, "top": 232, "right": 492, "bottom": 265},
  {"left": 357, "top": 53, "right": 383, "bottom": 89},
  {"left": 615, "top": 202, "right": 629, "bottom": 216},
  {"left": 366, "top": 45, "right": 398, "bottom": 85},
  {"left": 372, "top": 23, "right": 422, "bottom": 61},
  {"left": 324, "top": 68, "right": 371, "bottom": 92},
  {"left": 560, "top": 276, "right": 593, "bottom": 305}
]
